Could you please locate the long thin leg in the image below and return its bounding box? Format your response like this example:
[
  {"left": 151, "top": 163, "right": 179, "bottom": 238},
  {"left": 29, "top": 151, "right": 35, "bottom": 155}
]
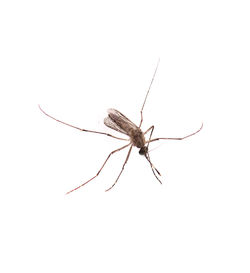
[
  {"left": 139, "top": 59, "right": 160, "bottom": 128},
  {"left": 39, "top": 105, "right": 128, "bottom": 141},
  {"left": 66, "top": 143, "right": 131, "bottom": 194},
  {"left": 145, "top": 125, "right": 155, "bottom": 151},
  {"left": 145, "top": 153, "right": 162, "bottom": 184},
  {"left": 105, "top": 145, "right": 133, "bottom": 192},
  {"left": 144, "top": 126, "right": 162, "bottom": 183},
  {"left": 147, "top": 123, "right": 203, "bottom": 143},
  {"left": 144, "top": 126, "right": 153, "bottom": 135}
]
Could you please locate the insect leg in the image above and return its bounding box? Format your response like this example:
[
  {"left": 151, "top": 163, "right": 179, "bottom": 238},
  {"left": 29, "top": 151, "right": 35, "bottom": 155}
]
[
  {"left": 144, "top": 126, "right": 162, "bottom": 183},
  {"left": 66, "top": 143, "right": 131, "bottom": 194},
  {"left": 139, "top": 59, "right": 160, "bottom": 128},
  {"left": 144, "top": 126, "right": 155, "bottom": 149},
  {"left": 148, "top": 123, "right": 203, "bottom": 143},
  {"left": 144, "top": 126, "right": 153, "bottom": 135},
  {"left": 39, "top": 105, "right": 128, "bottom": 141},
  {"left": 105, "top": 145, "right": 133, "bottom": 192}
]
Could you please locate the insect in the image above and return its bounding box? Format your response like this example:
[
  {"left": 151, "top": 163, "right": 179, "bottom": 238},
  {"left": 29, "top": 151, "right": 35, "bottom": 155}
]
[{"left": 39, "top": 60, "right": 203, "bottom": 193}]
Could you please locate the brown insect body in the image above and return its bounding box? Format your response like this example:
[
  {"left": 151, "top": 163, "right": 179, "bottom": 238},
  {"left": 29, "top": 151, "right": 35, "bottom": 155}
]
[
  {"left": 105, "top": 108, "right": 146, "bottom": 149},
  {"left": 129, "top": 128, "right": 146, "bottom": 149}
]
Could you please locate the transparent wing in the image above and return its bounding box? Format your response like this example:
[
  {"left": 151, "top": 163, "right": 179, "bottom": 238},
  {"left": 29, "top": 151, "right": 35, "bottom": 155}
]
[
  {"left": 104, "top": 116, "right": 128, "bottom": 135},
  {"left": 104, "top": 109, "right": 139, "bottom": 135}
]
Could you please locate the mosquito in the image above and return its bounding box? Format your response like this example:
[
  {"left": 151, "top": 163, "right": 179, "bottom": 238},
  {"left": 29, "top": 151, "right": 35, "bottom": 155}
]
[{"left": 39, "top": 60, "right": 203, "bottom": 194}]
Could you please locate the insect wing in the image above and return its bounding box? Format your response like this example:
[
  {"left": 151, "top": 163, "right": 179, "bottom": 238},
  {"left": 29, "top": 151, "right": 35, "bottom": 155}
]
[
  {"left": 104, "top": 109, "right": 138, "bottom": 135},
  {"left": 104, "top": 116, "right": 128, "bottom": 135}
]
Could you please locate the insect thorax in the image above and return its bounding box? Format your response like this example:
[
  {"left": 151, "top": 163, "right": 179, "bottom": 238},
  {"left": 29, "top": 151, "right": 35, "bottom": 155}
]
[{"left": 129, "top": 128, "right": 145, "bottom": 148}]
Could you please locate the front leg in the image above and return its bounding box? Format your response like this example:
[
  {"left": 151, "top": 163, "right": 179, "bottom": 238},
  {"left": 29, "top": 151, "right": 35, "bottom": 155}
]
[
  {"left": 144, "top": 125, "right": 155, "bottom": 150},
  {"left": 144, "top": 126, "right": 162, "bottom": 182}
]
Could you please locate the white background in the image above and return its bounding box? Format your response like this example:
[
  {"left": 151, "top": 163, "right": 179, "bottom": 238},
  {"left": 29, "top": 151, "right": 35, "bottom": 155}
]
[{"left": 1, "top": 0, "right": 250, "bottom": 272}]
